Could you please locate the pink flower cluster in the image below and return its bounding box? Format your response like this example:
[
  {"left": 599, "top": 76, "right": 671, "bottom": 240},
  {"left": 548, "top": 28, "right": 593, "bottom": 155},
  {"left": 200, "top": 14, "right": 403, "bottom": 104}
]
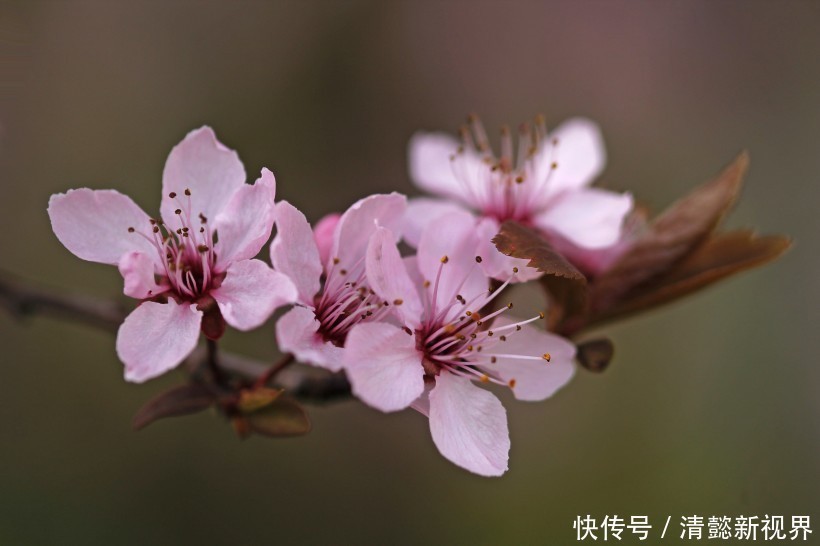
[{"left": 49, "top": 118, "right": 633, "bottom": 476}]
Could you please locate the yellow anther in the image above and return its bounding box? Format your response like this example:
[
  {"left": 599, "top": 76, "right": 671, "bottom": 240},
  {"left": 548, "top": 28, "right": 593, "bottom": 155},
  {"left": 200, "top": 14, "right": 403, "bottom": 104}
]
[
  {"left": 440, "top": 255, "right": 449, "bottom": 264},
  {"left": 508, "top": 379, "right": 517, "bottom": 388},
  {"left": 542, "top": 353, "right": 551, "bottom": 362},
  {"left": 480, "top": 374, "right": 490, "bottom": 383}
]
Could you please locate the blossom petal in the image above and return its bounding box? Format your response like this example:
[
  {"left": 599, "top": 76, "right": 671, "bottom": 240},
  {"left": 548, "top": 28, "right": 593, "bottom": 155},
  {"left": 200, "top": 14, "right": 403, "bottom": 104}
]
[
  {"left": 343, "top": 322, "right": 425, "bottom": 412},
  {"left": 428, "top": 372, "right": 509, "bottom": 477},
  {"left": 533, "top": 118, "right": 606, "bottom": 196},
  {"left": 410, "top": 381, "right": 433, "bottom": 417},
  {"left": 276, "top": 306, "right": 344, "bottom": 371},
  {"left": 117, "top": 300, "right": 202, "bottom": 383},
  {"left": 212, "top": 168, "right": 277, "bottom": 268},
  {"left": 313, "top": 212, "right": 341, "bottom": 267},
  {"left": 47, "top": 189, "right": 156, "bottom": 265},
  {"left": 417, "top": 210, "right": 489, "bottom": 314},
  {"left": 211, "top": 259, "right": 297, "bottom": 331},
  {"left": 366, "top": 228, "right": 423, "bottom": 329},
  {"left": 475, "top": 217, "right": 543, "bottom": 283},
  {"left": 403, "top": 197, "right": 468, "bottom": 248},
  {"left": 160, "top": 126, "right": 246, "bottom": 227},
  {"left": 331, "top": 193, "right": 407, "bottom": 272},
  {"left": 484, "top": 318, "right": 576, "bottom": 401},
  {"left": 270, "top": 201, "right": 322, "bottom": 305},
  {"left": 534, "top": 188, "right": 633, "bottom": 249},
  {"left": 408, "top": 132, "right": 486, "bottom": 204},
  {"left": 118, "top": 251, "right": 169, "bottom": 300}
]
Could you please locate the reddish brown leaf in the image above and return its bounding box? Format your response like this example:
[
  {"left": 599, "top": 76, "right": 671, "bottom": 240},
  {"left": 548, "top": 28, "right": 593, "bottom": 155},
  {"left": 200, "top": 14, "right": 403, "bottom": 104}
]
[
  {"left": 591, "top": 152, "right": 748, "bottom": 311},
  {"left": 591, "top": 230, "right": 791, "bottom": 325},
  {"left": 246, "top": 397, "right": 311, "bottom": 438},
  {"left": 576, "top": 338, "right": 615, "bottom": 373},
  {"left": 492, "top": 220, "right": 587, "bottom": 319},
  {"left": 132, "top": 384, "right": 216, "bottom": 431}
]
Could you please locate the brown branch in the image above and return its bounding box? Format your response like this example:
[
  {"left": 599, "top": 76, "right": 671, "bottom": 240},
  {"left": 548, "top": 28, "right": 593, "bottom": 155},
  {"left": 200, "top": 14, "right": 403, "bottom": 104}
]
[
  {"left": 0, "top": 271, "right": 127, "bottom": 332},
  {"left": 0, "top": 270, "right": 351, "bottom": 403}
]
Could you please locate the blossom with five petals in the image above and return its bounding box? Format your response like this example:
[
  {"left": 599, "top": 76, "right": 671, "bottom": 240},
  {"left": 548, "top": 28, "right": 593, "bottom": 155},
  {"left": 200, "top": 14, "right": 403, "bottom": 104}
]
[
  {"left": 343, "top": 211, "right": 576, "bottom": 476},
  {"left": 48, "top": 127, "right": 297, "bottom": 382},
  {"left": 271, "top": 193, "right": 406, "bottom": 371},
  {"left": 406, "top": 115, "right": 634, "bottom": 276}
]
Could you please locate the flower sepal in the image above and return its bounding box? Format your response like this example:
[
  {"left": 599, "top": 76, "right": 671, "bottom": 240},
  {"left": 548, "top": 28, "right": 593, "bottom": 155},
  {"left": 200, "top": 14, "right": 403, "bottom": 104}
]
[{"left": 197, "top": 295, "right": 227, "bottom": 341}]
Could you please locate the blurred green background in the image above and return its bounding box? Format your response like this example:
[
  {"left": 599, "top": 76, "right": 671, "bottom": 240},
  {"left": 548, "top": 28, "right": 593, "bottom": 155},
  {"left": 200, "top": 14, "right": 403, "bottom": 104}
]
[{"left": 0, "top": 1, "right": 817, "bottom": 544}]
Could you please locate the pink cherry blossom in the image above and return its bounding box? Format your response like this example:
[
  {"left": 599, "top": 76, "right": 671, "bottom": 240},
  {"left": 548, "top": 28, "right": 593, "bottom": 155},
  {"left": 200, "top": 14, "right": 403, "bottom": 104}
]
[
  {"left": 343, "top": 211, "right": 576, "bottom": 476},
  {"left": 48, "top": 127, "right": 297, "bottom": 382},
  {"left": 270, "top": 193, "right": 406, "bottom": 372},
  {"left": 406, "top": 115, "right": 634, "bottom": 277}
]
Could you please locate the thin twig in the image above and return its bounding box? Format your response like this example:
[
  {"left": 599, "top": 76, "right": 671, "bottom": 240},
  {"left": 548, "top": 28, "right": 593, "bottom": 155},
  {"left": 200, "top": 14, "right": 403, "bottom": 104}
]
[
  {"left": 254, "top": 353, "right": 295, "bottom": 388},
  {"left": 205, "top": 338, "right": 229, "bottom": 386},
  {"left": 0, "top": 271, "right": 126, "bottom": 332}
]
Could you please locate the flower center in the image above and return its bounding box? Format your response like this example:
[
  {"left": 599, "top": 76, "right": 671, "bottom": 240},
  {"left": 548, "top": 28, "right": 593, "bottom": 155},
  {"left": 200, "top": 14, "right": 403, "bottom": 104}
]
[
  {"left": 416, "top": 255, "right": 552, "bottom": 390},
  {"left": 128, "top": 189, "right": 220, "bottom": 301},
  {"left": 313, "top": 256, "right": 391, "bottom": 345},
  {"left": 449, "top": 114, "right": 562, "bottom": 224}
]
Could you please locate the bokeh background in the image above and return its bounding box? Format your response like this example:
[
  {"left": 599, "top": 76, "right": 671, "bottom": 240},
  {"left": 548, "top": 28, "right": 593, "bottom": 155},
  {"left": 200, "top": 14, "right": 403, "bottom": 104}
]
[{"left": 0, "top": 1, "right": 817, "bottom": 544}]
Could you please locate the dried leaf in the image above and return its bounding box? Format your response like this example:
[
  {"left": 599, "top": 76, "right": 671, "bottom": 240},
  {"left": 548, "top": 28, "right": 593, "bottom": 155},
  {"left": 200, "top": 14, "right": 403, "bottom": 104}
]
[
  {"left": 492, "top": 220, "right": 587, "bottom": 319},
  {"left": 576, "top": 338, "right": 615, "bottom": 373},
  {"left": 591, "top": 152, "right": 748, "bottom": 311},
  {"left": 592, "top": 230, "right": 791, "bottom": 325},
  {"left": 132, "top": 384, "right": 216, "bottom": 431},
  {"left": 245, "top": 397, "right": 311, "bottom": 438}
]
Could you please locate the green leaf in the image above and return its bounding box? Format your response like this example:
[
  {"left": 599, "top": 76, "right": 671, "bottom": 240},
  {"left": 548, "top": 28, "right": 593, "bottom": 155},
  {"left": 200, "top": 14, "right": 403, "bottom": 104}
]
[
  {"left": 245, "top": 397, "right": 311, "bottom": 438},
  {"left": 132, "top": 384, "right": 216, "bottom": 431},
  {"left": 237, "top": 387, "right": 283, "bottom": 413}
]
